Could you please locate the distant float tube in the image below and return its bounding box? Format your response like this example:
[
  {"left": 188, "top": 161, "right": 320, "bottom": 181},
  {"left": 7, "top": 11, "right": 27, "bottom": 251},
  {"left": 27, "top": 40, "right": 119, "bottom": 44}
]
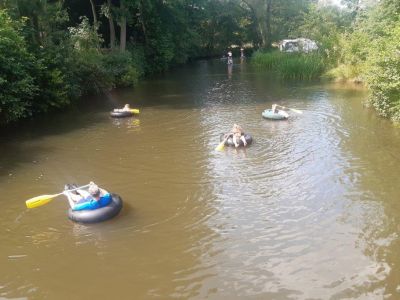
[
  {"left": 67, "top": 194, "right": 123, "bottom": 223},
  {"left": 110, "top": 111, "right": 134, "bottom": 118},
  {"left": 262, "top": 109, "right": 289, "bottom": 120},
  {"left": 219, "top": 133, "right": 253, "bottom": 147},
  {"left": 110, "top": 109, "right": 139, "bottom": 118}
]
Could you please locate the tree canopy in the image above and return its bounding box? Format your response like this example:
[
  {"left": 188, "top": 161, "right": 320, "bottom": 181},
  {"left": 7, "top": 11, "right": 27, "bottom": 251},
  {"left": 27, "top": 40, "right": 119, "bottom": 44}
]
[{"left": 0, "top": 0, "right": 398, "bottom": 123}]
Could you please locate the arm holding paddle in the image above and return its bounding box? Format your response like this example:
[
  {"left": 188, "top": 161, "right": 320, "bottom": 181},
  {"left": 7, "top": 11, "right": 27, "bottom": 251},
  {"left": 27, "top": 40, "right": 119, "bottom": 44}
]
[
  {"left": 63, "top": 184, "right": 91, "bottom": 208},
  {"left": 25, "top": 184, "right": 90, "bottom": 208},
  {"left": 215, "top": 133, "right": 231, "bottom": 151},
  {"left": 64, "top": 182, "right": 110, "bottom": 211},
  {"left": 215, "top": 124, "right": 247, "bottom": 151},
  {"left": 272, "top": 104, "right": 302, "bottom": 114}
]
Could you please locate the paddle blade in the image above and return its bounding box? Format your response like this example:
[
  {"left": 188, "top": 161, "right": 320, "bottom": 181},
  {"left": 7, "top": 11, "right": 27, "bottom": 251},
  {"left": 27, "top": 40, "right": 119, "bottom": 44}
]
[
  {"left": 130, "top": 109, "right": 140, "bottom": 114},
  {"left": 290, "top": 108, "right": 302, "bottom": 114},
  {"left": 215, "top": 141, "right": 226, "bottom": 151},
  {"left": 25, "top": 194, "right": 58, "bottom": 209}
]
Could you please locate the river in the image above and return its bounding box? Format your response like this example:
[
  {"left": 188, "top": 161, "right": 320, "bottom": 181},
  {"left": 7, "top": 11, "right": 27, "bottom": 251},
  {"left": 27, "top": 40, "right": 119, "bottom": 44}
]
[{"left": 1, "top": 59, "right": 400, "bottom": 299}]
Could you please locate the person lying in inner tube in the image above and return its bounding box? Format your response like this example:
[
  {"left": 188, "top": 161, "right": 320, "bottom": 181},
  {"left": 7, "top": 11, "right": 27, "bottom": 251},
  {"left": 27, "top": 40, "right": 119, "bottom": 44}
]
[
  {"left": 224, "top": 124, "right": 247, "bottom": 148},
  {"left": 113, "top": 104, "right": 131, "bottom": 113},
  {"left": 64, "top": 182, "right": 112, "bottom": 211},
  {"left": 271, "top": 104, "right": 288, "bottom": 114}
]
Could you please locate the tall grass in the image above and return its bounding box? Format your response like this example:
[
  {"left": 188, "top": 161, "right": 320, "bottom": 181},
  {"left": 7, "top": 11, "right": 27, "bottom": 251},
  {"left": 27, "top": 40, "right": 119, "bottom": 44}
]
[{"left": 251, "top": 51, "right": 326, "bottom": 80}]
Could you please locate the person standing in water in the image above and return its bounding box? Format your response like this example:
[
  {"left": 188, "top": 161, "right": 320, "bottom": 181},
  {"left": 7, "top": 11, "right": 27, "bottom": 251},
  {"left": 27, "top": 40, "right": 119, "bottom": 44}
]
[
  {"left": 227, "top": 50, "right": 233, "bottom": 65},
  {"left": 240, "top": 47, "right": 245, "bottom": 58}
]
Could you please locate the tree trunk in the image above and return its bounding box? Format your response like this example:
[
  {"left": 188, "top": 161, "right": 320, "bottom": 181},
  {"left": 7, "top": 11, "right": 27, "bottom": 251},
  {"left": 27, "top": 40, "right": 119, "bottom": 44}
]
[
  {"left": 257, "top": 14, "right": 268, "bottom": 47},
  {"left": 253, "top": 5, "right": 268, "bottom": 48},
  {"left": 120, "top": 1, "right": 127, "bottom": 51},
  {"left": 265, "top": 0, "right": 272, "bottom": 48},
  {"left": 29, "top": 17, "right": 38, "bottom": 44},
  {"left": 138, "top": 0, "right": 148, "bottom": 44},
  {"left": 89, "top": 0, "right": 98, "bottom": 27},
  {"left": 242, "top": 0, "right": 272, "bottom": 49},
  {"left": 107, "top": 0, "right": 116, "bottom": 49}
]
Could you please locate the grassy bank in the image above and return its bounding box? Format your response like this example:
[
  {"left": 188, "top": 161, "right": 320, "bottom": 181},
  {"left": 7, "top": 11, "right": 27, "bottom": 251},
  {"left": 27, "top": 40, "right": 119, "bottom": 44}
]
[{"left": 251, "top": 51, "right": 326, "bottom": 80}]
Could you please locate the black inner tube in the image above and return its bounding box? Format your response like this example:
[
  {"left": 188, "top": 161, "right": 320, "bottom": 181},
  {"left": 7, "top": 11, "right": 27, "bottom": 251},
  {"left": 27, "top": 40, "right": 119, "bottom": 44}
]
[
  {"left": 220, "top": 133, "right": 253, "bottom": 147},
  {"left": 67, "top": 193, "right": 123, "bottom": 223},
  {"left": 110, "top": 111, "right": 133, "bottom": 118}
]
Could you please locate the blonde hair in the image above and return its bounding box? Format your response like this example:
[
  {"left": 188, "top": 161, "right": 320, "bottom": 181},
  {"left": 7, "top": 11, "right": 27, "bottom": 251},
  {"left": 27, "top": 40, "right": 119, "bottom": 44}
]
[
  {"left": 230, "top": 124, "right": 243, "bottom": 137},
  {"left": 88, "top": 183, "right": 100, "bottom": 197},
  {"left": 232, "top": 124, "right": 242, "bottom": 131}
]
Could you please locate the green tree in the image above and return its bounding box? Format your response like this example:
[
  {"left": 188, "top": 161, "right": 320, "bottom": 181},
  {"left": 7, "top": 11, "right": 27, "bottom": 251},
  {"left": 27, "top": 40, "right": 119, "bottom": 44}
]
[
  {"left": 366, "top": 24, "right": 400, "bottom": 121},
  {"left": 0, "top": 9, "right": 37, "bottom": 123},
  {"left": 242, "top": 0, "right": 313, "bottom": 49},
  {"left": 100, "top": 0, "right": 116, "bottom": 48},
  {"left": 242, "top": 0, "right": 272, "bottom": 48},
  {"left": 294, "top": 4, "right": 352, "bottom": 64}
]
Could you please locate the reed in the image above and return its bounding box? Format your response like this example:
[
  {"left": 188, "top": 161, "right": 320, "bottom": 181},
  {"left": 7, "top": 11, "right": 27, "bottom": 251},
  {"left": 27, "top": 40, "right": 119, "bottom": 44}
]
[{"left": 251, "top": 51, "right": 326, "bottom": 80}]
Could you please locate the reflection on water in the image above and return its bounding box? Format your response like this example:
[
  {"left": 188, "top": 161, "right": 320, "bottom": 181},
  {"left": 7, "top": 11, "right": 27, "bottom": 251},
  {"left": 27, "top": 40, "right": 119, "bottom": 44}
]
[
  {"left": 1, "top": 60, "right": 400, "bottom": 299},
  {"left": 111, "top": 117, "right": 141, "bottom": 131}
]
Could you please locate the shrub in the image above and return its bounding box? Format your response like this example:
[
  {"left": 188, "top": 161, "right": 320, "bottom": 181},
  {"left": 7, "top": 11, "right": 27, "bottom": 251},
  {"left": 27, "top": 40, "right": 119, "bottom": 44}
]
[
  {"left": 0, "top": 10, "right": 38, "bottom": 123},
  {"left": 101, "top": 51, "right": 140, "bottom": 88},
  {"left": 128, "top": 44, "right": 146, "bottom": 78},
  {"left": 365, "top": 24, "right": 400, "bottom": 121},
  {"left": 69, "top": 49, "right": 112, "bottom": 96}
]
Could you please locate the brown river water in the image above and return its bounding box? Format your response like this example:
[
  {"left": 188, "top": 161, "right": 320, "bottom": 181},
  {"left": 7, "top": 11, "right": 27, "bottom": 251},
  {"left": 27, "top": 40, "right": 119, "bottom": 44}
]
[{"left": 1, "top": 59, "right": 400, "bottom": 300}]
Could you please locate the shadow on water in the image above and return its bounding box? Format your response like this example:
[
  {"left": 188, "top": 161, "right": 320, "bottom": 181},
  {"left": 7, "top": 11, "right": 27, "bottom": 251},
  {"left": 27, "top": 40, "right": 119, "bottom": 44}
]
[{"left": 0, "top": 106, "right": 106, "bottom": 179}]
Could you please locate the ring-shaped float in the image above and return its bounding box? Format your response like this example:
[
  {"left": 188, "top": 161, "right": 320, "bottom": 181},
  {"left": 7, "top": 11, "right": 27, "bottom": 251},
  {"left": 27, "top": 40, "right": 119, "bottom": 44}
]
[
  {"left": 220, "top": 133, "right": 253, "bottom": 147},
  {"left": 110, "top": 111, "right": 135, "bottom": 118},
  {"left": 67, "top": 193, "right": 123, "bottom": 223},
  {"left": 262, "top": 109, "right": 289, "bottom": 120}
]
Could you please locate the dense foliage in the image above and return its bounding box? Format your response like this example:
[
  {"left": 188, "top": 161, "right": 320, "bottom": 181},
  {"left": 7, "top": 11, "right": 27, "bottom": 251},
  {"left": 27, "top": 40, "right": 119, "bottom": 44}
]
[
  {"left": 0, "top": 0, "right": 258, "bottom": 124},
  {"left": 0, "top": 10, "right": 37, "bottom": 123},
  {"left": 327, "top": 0, "right": 400, "bottom": 121},
  {"left": 365, "top": 24, "right": 400, "bottom": 121},
  {"left": 0, "top": 0, "right": 399, "bottom": 123}
]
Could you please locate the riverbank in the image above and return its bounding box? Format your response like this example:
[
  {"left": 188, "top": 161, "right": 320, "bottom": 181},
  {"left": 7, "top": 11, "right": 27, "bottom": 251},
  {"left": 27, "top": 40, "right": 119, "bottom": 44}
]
[
  {"left": 0, "top": 5, "right": 240, "bottom": 127},
  {"left": 251, "top": 48, "right": 400, "bottom": 124},
  {"left": 251, "top": 50, "right": 326, "bottom": 80}
]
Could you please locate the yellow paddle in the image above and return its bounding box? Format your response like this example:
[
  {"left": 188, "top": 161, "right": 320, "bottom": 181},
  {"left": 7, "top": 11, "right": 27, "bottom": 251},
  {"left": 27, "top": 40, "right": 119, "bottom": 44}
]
[
  {"left": 288, "top": 108, "right": 302, "bottom": 114},
  {"left": 280, "top": 106, "right": 302, "bottom": 114},
  {"left": 215, "top": 135, "right": 230, "bottom": 151},
  {"left": 130, "top": 109, "right": 140, "bottom": 114},
  {"left": 25, "top": 184, "right": 90, "bottom": 209}
]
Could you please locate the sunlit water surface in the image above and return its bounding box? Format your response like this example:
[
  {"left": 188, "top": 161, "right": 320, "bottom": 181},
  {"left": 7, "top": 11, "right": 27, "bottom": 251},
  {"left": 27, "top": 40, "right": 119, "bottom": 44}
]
[{"left": 1, "top": 59, "right": 400, "bottom": 300}]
